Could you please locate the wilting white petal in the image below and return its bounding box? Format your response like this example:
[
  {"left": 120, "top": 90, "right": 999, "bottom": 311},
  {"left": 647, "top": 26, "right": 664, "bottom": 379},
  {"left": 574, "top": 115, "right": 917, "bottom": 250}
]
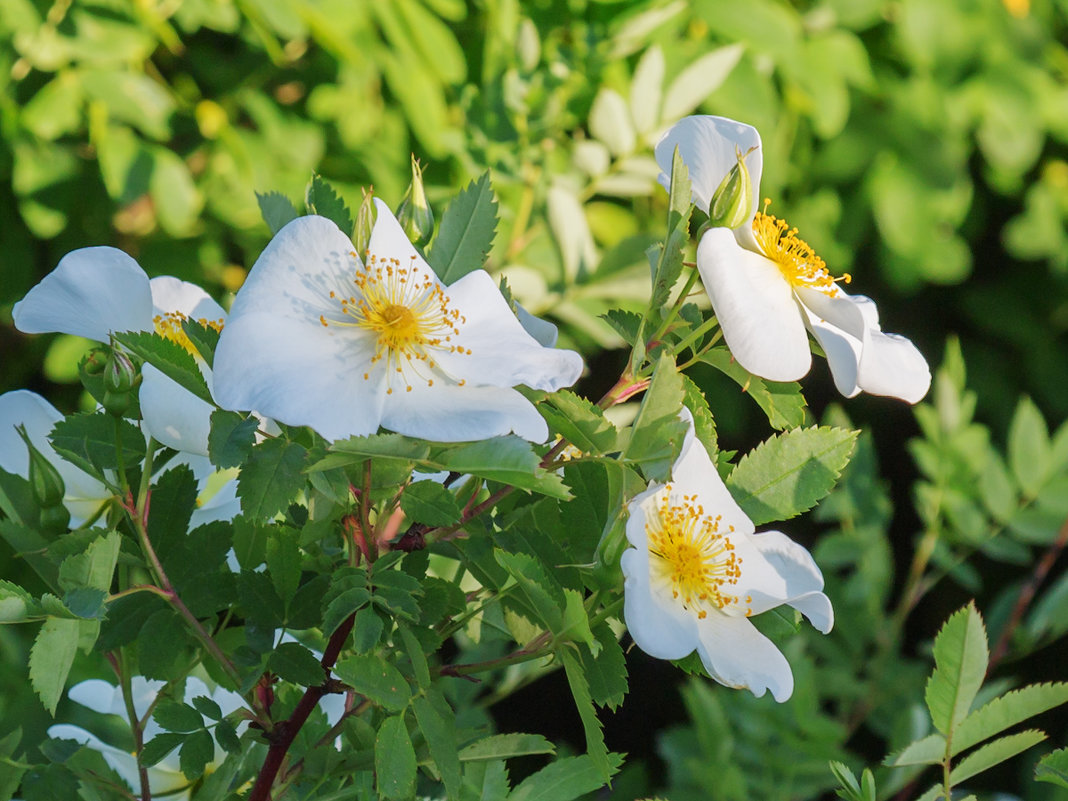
[
  {"left": 13, "top": 248, "right": 154, "bottom": 340},
  {"left": 694, "top": 614, "right": 794, "bottom": 702},
  {"left": 796, "top": 288, "right": 931, "bottom": 403},
  {"left": 654, "top": 115, "right": 763, "bottom": 224},
  {"left": 697, "top": 228, "right": 811, "bottom": 382}
]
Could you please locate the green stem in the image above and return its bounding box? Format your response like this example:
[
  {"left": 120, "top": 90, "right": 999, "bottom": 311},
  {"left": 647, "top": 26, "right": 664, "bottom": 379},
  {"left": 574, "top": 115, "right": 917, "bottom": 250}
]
[
  {"left": 648, "top": 264, "right": 701, "bottom": 345},
  {"left": 113, "top": 651, "right": 152, "bottom": 801},
  {"left": 438, "top": 631, "right": 554, "bottom": 678}
]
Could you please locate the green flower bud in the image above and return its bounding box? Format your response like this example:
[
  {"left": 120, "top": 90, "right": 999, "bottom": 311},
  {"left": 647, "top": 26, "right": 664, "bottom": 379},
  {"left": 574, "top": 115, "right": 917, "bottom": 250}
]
[
  {"left": 81, "top": 346, "right": 108, "bottom": 376},
  {"left": 102, "top": 349, "right": 140, "bottom": 417},
  {"left": 354, "top": 186, "right": 377, "bottom": 258},
  {"left": 708, "top": 145, "right": 756, "bottom": 230},
  {"left": 396, "top": 155, "right": 434, "bottom": 247},
  {"left": 16, "top": 425, "right": 66, "bottom": 511},
  {"left": 40, "top": 503, "right": 71, "bottom": 536}
]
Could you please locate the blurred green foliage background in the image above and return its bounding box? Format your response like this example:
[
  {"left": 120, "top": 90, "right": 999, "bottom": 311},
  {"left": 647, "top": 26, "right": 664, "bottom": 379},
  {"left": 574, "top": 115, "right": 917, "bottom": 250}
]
[{"left": 3, "top": 0, "right": 1068, "bottom": 798}]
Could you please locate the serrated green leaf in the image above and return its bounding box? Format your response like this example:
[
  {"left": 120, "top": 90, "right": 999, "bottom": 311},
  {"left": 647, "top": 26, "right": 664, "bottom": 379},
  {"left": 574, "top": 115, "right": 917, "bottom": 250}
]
[
  {"left": 190, "top": 695, "right": 222, "bottom": 721},
  {"left": 30, "top": 617, "right": 81, "bottom": 715},
  {"left": 57, "top": 530, "right": 120, "bottom": 592},
  {"left": 155, "top": 701, "right": 205, "bottom": 733},
  {"left": 459, "top": 733, "right": 556, "bottom": 762},
  {"left": 949, "top": 729, "right": 1046, "bottom": 784},
  {"left": 412, "top": 691, "right": 461, "bottom": 798},
  {"left": 305, "top": 174, "right": 354, "bottom": 234},
  {"left": 49, "top": 412, "right": 145, "bottom": 474},
  {"left": 622, "top": 352, "right": 687, "bottom": 482},
  {"left": 61, "top": 587, "right": 107, "bottom": 619},
  {"left": 401, "top": 480, "right": 462, "bottom": 527},
  {"left": 352, "top": 605, "right": 385, "bottom": 652},
  {"left": 680, "top": 373, "right": 718, "bottom": 458},
  {"left": 579, "top": 624, "right": 628, "bottom": 711},
  {"left": 236, "top": 570, "right": 285, "bottom": 628},
  {"left": 952, "top": 682, "right": 1068, "bottom": 756},
  {"left": 181, "top": 317, "right": 221, "bottom": 369},
  {"left": 215, "top": 719, "right": 240, "bottom": 754},
  {"left": 269, "top": 642, "right": 326, "bottom": 686},
  {"left": 601, "top": 309, "right": 643, "bottom": 345},
  {"left": 266, "top": 527, "right": 301, "bottom": 605},
  {"left": 433, "top": 436, "right": 571, "bottom": 499},
  {"left": 885, "top": 733, "right": 946, "bottom": 766},
  {"left": 428, "top": 172, "right": 498, "bottom": 284},
  {"left": 376, "top": 714, "right": 416, "bottom": 800},
  {"left": 725, "top": 426, "right": 857, "bottom": 526},
  {"left": 335, "top": 654, "right": 411, "bottom": 712},
  {"left": 540, "top": 391, "right": 621, "bottom": 456},
  {"left": 256, "top": 190, "right": 299, "bottom": 234},
  {"left": 647, "top": 147, "right": 691, "bottom": 312},
  {"left": 1008, "top": 396, "right": 1051, "bottom": 497},
  {"left": 208, "top": 410, "right": 258, "bottom": 469},
  {"left": 558, "top": 646, "right": 611, "bottom": 780},
  {"left": 0, "top": 580, "right": 41, "bottom": 623},
  {"left": 495, "top": 550, "right": 565, "bottom": 632},
  {"left": 179, "top": 728, "right": 214, "bottom": 780},
  {"left": 508, "top": 752, "right": 623, "bottom": 801},
  {"left": 237, "top": 438, "right": 307, "bottom": 518},
  {"left": 700, "top": 348, "right": 808, "bottom": 430},
  {"left": 398, "top": 624, "right": 431, "bottom": 689},
  {"left": 313, "top": 433, "right": 430, "bottom": 472},
  {"left": 112, "top": 331, "right": 213, "bottom": 404},
  {"left": 1036, "top": 747, "right": 1068, "bottom": 789},
  {"left": 925, "top": 602, "right": 989, "bottom": 736},
  {"left": 322, "top": 567, "right": 370, "bottom": 635},
  {"left": 141, "top": 732, "right": 186, "bottom": 767}
]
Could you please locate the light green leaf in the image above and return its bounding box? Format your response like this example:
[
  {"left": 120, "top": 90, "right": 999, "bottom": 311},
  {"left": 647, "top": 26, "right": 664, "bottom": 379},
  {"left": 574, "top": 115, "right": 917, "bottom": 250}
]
[
  {"left": 412, "top": 691, "right": 461, "bottom": 799},
  {"left": 622, "top": 352, "right": 687, "bottom": 482},
  {"left": 256, "top": 190, "right": 298, "bottom": 234},
  {"left": 0, "top": 580, "right": 41, "bottom": 623},
  {"left": 495, "top": 550, "right": 565, "bottom": 632},
  {"left": 558, "top": 646, "right": 611, "bottom": 780},
  {"left": 376, "top": 714, "right": 416, "bottom": 800},
  {"left": 952, "top": 682, "right": 1068, "bottom": 756},
  {"left": 305, "top": 173, "right": 353, "bottom": 235},
  {"left": 151, "top": 148, "right": 202, "bottom": 236},
  {"left": 661, "top": 44, "right": 744, "bottom": 121},
  {"left": 508, "top": 751, "right": 623, "bottom": 801},
  {"left": 401, "top": 480, "right": 462, "bottom": 527},
  {"left": 315, "top": 433, "right": 430, "bottom": 471},
  {"left": 334, "top": 654, "right": 411, "bottom": 712},
  {"left": 547, "top": 184, "right": 595, "bottom": 281},
  {"left": 428, "top": 172, "right": 498, "bottom": 284},
  {"left": 948, "top": 730, "right": 1046, "bottom": 785},
  {"left": 589, "top": 88, "right": 635, "bottom": 157},
  {"left": 629, "top": 44, "right": 665, "bottom": 136},
  {"left": 646, "top": 146, "right": 691, "bottom": 313},
  {"left": 885, "top": 733, "right": 946, "bottom": 767},
  {"left": 459, "top": 733, "right": 555, "bottom": 762},
  {"left": 700, "top": 348, "right": 808, "bottom": 430},
  {"left": 540, "top": 391, "right": 621, "bottom": 456},
  {"left": 1008, "top": 396, "right": 1051, "bottom": 498},
  {"left": 925, "top": 602, "right": 989, "bottom": 737},
  {"left": 433, "top": 437, "right": 570, "bottom": 499},
  {"left": 112, "top": 330, "right": 213, "bottom": 404},
  {"left": 1035, "top": 747, "right": 1068, "bottom": 789},
  {"left": 57, "top": 530, "right": 119, "bottom": 592},
  {"left": 29, "top": 617, "right": 81, "bottom": 715},
  {"left": 725, "top": 426, "right": 857, "bottom": 526}
]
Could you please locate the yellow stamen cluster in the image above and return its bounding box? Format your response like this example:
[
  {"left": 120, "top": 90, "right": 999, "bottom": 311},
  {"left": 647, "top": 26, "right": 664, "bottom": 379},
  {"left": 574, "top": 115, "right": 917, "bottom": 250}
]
[
  {"left": 646, "top": 486, "right": 743, "bottom": 618},
  {"left": 323, "top": 252, "right": 469, "bottom": 394},
  {"left": 153, "top": 311, "right": 224, "bottom": 356},
  {"left": 751, "top": 199, "right": 850, "bottom": 293}
]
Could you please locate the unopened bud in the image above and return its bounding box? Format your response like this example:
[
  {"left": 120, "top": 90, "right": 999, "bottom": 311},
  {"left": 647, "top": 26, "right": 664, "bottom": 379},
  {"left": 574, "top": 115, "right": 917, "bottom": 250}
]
[
  {"left": 708, "top": 145, "right": 756, "bottom": 230},
  {"left": 354, "top": 186, "right": 377, "bottom": 258},
  {"left": 102, "top": 349, "right": 140, "bottom": 417},
  {"left": 396, "top": 155, "right": 434, "bottom": 247},
  {"left": 17, "top": 425, "right": 66, "bottom": 511},
  {"left": 81, "top": 347, "right": 108, "bottom": 376}
]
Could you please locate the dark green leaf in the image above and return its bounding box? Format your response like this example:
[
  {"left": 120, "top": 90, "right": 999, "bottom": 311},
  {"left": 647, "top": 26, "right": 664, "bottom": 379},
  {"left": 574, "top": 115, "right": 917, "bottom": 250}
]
[
  {"left": 215, "top": 719, "right": 240, "bottom": 754},
  {"left": 305, "top": 174, "right": 354, "bottom": 234},
  {"left": 312, "top": 432, "right": 430, "bottom": 472},
  {"left": 61, "top": 588, "right": 106, "bottom": 619},
  {"left": 112, "top": 330, "right": 213, "bottom": 404},
  {"left": 558, "top": 646, "right": 611, "bottom": 780},
  {"left": 266, "top": 527, "right": 301, "bottom": 606},
  {"left": 397, "top": 624, "right": 430, "bottom": 689},
  {"left": 376, "top": 714, "right": 416, "bottom": 800},
  {"left": 237, "top": 570, "right": 285, "bottom": 628},
  {"left": 49, "top": 412, "right": 145, "bottom": 474},
  {"left": 138, "top": 609, "right": 193, "bottom": 681},
  {"left": 412, "top": 691, "right": 461, "bottom": 798},
  {"left": 237, "top": 438, "right": 308, "bottom": 518},
  {"left": 181, "top": 317, "right": 221, "bottom": 369},
  {"left": 208, "top": 410, "right": 259, "bottom": 469},
  {"left": 322, "top": 567, "right": 370, "bottom": 635},
  {"left": 29, "top": 617, "right": 81, "bottom": 715},
  {"left": 400, "top": 480, "right": 462, "bottom": 527},
  {"left": 601, "top": 309, "right": 643, "bottom": 345},
  {"left": 647, "top": 146, "right": 691, "bottom": 311},
  {"left": 141, "top": 732, "right": 186, "bottom": 767},
  {"left": 428, "top": 171, "right": 498, "bottom": 283},
  {"left": 433, "top": 436, "right": 570, "bottom": 499},
  {"left": 335, "top": 654, "right": 411, "bottom": 712},
  {"left": 580, "top": 624, "right": 628, "bottom": 711},
  {"left": 351, "top": 605, "right": 385, "bottom": 653},
  {"left": 269, "top": 642, "right": 326, "bottom": 686},
  {"left": 155, "top": 702, "right": 205, "bottom": 733},
  {"left": 725, "top": 426, "right": 857, "bottom": 526},
  {"left": 191, "top": 695, "right": 222, "bottom": 721},
  {"left": 495, "top": 550, "right": 565, "bottom": 632},
  {"left": 256, "top": 190, "right": 299, "bottom": 235},
  {"left": 179, "top": 729, "right": 215, "bottom": 780},
  {"left": 148, "top": 465, "right": 197, "bottom": 565},
  {"left": 1036, "top": 748, "right": 1068, "bottom": 790}
]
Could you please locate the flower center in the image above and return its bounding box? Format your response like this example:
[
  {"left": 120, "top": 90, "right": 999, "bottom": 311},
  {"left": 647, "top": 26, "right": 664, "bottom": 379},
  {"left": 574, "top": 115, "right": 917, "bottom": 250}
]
[
  {"left": 153, "top": 311, "right": 224, "bottom": 357},
  {"left": 645, "top": 486, "right": 743, "bottom": 618},
  {"left": 321, "top": 252, "right": 469, "bottom": 394},
  {"left": 751, "top": 199, "right": 850, "bottom": 293}
]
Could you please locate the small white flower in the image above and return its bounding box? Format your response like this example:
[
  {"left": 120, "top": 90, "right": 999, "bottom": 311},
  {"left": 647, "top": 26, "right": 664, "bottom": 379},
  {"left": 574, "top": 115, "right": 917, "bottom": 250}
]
[
  {"left": 47, "top": 676, "right": 247, "bottom": 799},
  {"left": 655, "top": 115, "right": 931, "bottom": 403},
  {"left": 12, "top": 249, "right": 229, "bottom": 453},
  {"left": 212, "top": 200, "right": 584, "bottom": 443},
  {"left": 0, "top": 390, "right": 110, "bottom": 526},
  {"left": 620, "top": 415, "right": 833, "bottom": 702}
]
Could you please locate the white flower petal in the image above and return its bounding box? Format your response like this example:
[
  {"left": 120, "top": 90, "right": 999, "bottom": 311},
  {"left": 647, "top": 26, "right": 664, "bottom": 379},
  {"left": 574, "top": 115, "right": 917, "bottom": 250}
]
[
  {"left": 654, "top": 115, "right": 763, "bottom": 223},
  {"left": 191, "top": 477, "right": 240, "bottom": 527},
  {"left": 747, "top": 530, "right": 833, "bottom": 633},
  {"left": 797, "top": 288, "right": 931, "bottom": 403},
  {"left": 669, "top": 418, "right": 754, "bottom": 537},
  {"left": 381, "top": 382, "right": 548, "bottom": 443},
  {"left": 437, "top": 269, "right": 583, "bottom": 391},
  {"left": 13, "top": 247, "right": 154, "bottom": 340},
  {"left": 149, "top": 276, "right": 227, "bottom": 322},
  {"left": 696, "top": 228, "right": 811, "bottom": 382},
  {"left": 515, "top": 304, "right": 559, "bottom": 348},
  {"left": 620, "top": 547, "right": 699, "bottom": 660},
  {"left": 140, "top": 365, "right": 214, "bottom": 456},
  {"left": 367, "top": 199, "right": 427, "bottom": 270},
  {"left": 213, "top": 312, "right": 387, "bottom": 442},
  {"left": 694, "top": 614, "right": 794, "bottom": 702}
]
